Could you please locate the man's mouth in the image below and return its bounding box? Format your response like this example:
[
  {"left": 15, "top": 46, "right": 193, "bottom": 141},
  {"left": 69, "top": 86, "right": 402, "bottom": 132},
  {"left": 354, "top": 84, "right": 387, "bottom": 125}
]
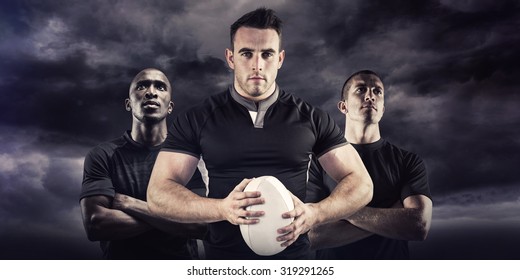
[
  {"left": 249, "top": 76, "right": 265, "bottom": 81},
  {"left": 143, "top": 101, "right": 160, "bottom": 108},
  {"left": 362, "top": 104, "right": 377, "bottom": 111}
]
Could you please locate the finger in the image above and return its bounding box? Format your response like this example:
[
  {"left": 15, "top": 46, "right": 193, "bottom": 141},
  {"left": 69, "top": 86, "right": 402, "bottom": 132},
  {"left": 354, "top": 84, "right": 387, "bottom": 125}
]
[
  {"left": 237, "top": 197, "right": 264, "bottom": 208},
  {"left": 240, "top": 190, "right": 262, "bottom": 199},
  {"left": 229, "top": 190, "right": 262, "bottom": 205},
  {"left": 236, "top": 217, "right": 260, "bottom": 225},
  {"left": 277, "top": 226, "right": 298, "bottom": 246},
  {"left": 281, "top": 194, "right": 304, "bottom": 218},
  {"left": 277, "top": 223, "right": 296, "bottom": 236},
  {"left": 278, "top": 224, "right": 302, "bottom": 246},
  {"left": 241, "top": 209, "right": 265, "bottom": 217},
  {"left": 234, "top": 178, "right": 253, "bottom": 192},
  {"left": 280, "top": 237, "right": 297, "bottom": 247},
  {"left": 282, "top": 205, "right": 304, "bottom": 219},
  {"left": 282, "top": 209, "right": 296, "bottom": 219},
  {"left": 235, "top": 206, "right": 264, "bottom": 218},
  {"left": 277, "top": 213, "right": 306, "bottom": 237}
]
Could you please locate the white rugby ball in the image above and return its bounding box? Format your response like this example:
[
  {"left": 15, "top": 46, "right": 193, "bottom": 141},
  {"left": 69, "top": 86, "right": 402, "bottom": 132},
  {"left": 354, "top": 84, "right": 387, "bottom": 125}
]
[{"left": 239, "top": 176, "right": 295, "bottom": 256}]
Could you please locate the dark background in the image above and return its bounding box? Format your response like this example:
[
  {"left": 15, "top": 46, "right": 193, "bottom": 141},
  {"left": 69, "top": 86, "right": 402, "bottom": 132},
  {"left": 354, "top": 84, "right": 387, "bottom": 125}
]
[{"left": 1, "top": 0, "right": 519, "bottom": 259}]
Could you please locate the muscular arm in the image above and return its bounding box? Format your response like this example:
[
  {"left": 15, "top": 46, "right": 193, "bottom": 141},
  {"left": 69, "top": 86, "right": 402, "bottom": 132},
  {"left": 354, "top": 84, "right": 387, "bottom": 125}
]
[
  {"left": 80, "top": 195, "right": 152, "bottom": 241},
  {"left": 309, "top": 220, "right": 373, "bottom": 250},
  {"left": 112, "top": 193, "right": 207, "bottom": 239},
  {"left": 312, "top": 144, "right": 373, "bottom": 225},
  {"left": 147, "top": 151, "right": 264, "bottom": 224},
  {"left": 347, "top": 195, "right": 432, "bottom": 241},
  {"left": 80, "top": 194, "right": 207, "bottom": 241},
  {"left": 278, "top": 144, "right": 373, "bottom": 246}
]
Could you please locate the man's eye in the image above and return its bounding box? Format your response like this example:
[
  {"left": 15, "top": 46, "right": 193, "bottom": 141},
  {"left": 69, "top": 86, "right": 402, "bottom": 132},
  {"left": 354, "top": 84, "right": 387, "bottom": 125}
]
[
  {"left": 374, "top": 89, "right": 383, "bottom": 95},
  {"left": 157, "top": 85, "right": 166, "bottom": 91},
  {"left": 241, "top": 52, "right": 253, "bottom": 58},
  {"left": 356, "top": 87, "right": 367, "bottom": 94},
  {"left": 262, "top": 52, "right": 273, "bottom": 59},
  {"left": 136, "top": 85, "right": 146, "bottom": 90}
]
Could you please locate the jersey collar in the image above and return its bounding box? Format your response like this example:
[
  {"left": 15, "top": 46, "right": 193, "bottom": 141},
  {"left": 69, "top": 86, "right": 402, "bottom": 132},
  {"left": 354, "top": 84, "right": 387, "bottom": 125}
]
[{"left": 229, "top": 85, "right": 279, "bottom": 112}]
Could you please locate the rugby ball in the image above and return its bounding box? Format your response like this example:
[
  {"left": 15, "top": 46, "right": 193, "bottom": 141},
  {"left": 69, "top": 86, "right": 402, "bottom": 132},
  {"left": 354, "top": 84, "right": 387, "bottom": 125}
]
[{"left": 239, "top": 176, "right": 295, "bottom": 256}]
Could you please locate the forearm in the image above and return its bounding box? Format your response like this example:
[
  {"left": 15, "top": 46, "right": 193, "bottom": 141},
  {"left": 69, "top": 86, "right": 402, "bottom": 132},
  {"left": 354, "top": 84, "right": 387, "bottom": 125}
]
[
  {"left": 85, "top": 208, "right": 152, "bottom": 241},
  {"left": 147, "top": 178, "right": 223, "bottom": 223},
  {"left": 116, "top": 194, "right": 208, "bottom": 239},
  {"left": 147, "top": 152, "right": 225, "bottom": 223},
  {"left": 314, "top": 145, "right": 373, "bottom": 227},
  {"left": 347, "top": 207, "right": 429, "bottom": 241},
  {"left": 309, "top": 220, "right": 373, "bottom": 250},
  {"left": 134, "top": 211, "right": 208, "bottom": 240},
  {"left": 311, "top": 172, "right": 372, "bottom": 226}
]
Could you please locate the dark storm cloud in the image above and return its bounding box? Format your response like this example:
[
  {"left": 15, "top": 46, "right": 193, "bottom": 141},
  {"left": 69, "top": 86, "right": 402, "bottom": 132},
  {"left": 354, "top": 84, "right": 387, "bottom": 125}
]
[
  {"left": 1, "top": 0, "right": 519, "bottom": 259},
  {"left": 277, "top": 0, "right": 520, "bottom": 197},
  {"left": 0, "top": 126, "right": 85, "bottom": 220},
  {"left": 0, "top": 0, "right": 232, "bottom": 141},
  {"left": 0, "top": 0, "right": 241, "bottom": 259},
  {"left": 0, "top": 126, "right": 99, "bottom": 259}
]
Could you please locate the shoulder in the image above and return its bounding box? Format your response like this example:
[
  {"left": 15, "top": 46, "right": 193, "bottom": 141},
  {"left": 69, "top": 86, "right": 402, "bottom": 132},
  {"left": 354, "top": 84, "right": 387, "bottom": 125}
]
[
  {"left": 187, "top": 90, "right": 230, "bottom": 112},
  {"left": 384, "top": 140, "right": 426, "bottom": 169},
  {"left": 277, "top": 89, "right": 329, "bottom": 119},
  {"left": 278, "top": 89, "right": 312, "bottom": 110},
  {"left": 177, "top": 90, "right": 231, "bottom": 121},
  {"left": 85, "top": 135, "right": 127, "bottom": 162}
]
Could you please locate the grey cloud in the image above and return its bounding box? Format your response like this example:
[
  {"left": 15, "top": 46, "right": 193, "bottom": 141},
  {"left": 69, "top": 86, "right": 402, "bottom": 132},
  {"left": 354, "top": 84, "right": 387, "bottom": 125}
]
[
  {"left": 1, "top": 0, "right": 520, "bottom": 259},
  {"left": 0, "top": 129, "right": 84, "bottom": 221},
  {"left": 0, "top": 126, "right": 97, "bottom": 259}
]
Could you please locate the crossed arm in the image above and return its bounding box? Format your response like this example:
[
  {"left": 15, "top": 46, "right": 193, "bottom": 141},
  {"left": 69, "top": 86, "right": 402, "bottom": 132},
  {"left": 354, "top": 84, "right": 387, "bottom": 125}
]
[
  {"left": 309, "top": 194, "right": 432, "bottom": 250},
  {"left": 80, "top": 193, "right": 207, "bottom": 242},
  {"left": 147, "top": 144, "right": 373, "bottom": 247}
]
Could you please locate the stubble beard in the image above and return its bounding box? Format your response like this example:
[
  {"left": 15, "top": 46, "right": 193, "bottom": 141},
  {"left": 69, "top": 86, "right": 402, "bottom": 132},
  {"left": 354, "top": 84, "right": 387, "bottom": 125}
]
[{"left": 238, "top": 81, "right": 267, "bottom": 99}]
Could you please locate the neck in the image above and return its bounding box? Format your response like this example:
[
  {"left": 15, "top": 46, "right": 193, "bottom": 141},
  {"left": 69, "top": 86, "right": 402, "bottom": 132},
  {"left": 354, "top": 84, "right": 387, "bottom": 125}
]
[
  {"left": 234, "top": 82, "right": 277, "bottom": 102},
  {"left": 130, "top": 120, "right": 167, "bottom": 147},
  {"left": 345, "top": 121, "right": 381, "bottom": 144}
]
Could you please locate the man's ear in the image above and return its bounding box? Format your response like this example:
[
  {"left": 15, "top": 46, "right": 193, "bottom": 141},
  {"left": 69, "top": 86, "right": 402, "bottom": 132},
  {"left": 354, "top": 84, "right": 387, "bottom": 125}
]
[
  {"left": 168, "top": 101, "right": 174, "bottom": 114},
  {"left": 225, "top": 48, "right": 235, "bottom": 70},
  {"left": 337, "top": 100, "right": 348, "bottom": 114},
  {"left": 125, "top": 98, "right": 131, "bottom": 111},
  {"left": 278, "top": 49, "right": 285, "bottom": 69}
]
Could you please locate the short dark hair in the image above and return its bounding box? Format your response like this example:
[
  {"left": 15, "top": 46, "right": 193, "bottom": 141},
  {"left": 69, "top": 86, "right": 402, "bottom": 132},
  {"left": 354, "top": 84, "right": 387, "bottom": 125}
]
[
  {"left": 340, "top": 70, "right": 383, "bottom": 100},
  {"left": 230, "top": 7, "right": 283, "bottom": 50}
]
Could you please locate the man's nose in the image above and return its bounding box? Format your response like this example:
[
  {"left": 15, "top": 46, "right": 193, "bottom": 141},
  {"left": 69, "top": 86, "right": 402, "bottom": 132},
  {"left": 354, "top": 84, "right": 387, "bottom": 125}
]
[
  {"left": 364, "top": 90, "right": 375, "bottom": 101},
  {"left": 252, "top": 54, "right": 263, "bottom": 71},
  {"left": 145, "top": 86, "right": 158, "bottom": 98}
]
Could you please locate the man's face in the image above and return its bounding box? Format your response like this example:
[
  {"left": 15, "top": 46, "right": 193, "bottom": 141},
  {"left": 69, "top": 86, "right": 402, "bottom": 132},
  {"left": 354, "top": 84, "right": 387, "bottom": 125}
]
[
  {"left": 340, "top": 73, "right": 385, "bottom": 124},
  {"left": 126, "top": 69, "right": 173, "bottom": 124},
  {"left": 225, "top": 27, "right": 285, "bottom": 101}
]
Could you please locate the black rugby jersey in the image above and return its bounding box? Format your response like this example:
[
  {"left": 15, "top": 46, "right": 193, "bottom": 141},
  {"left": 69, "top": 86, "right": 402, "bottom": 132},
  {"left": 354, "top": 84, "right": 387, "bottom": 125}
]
[
  {"left": 308, "top": 138, "right": 431, "bottom": 259},
  {"left": 81, "top": 131, "right": 204, "bottom": 259},
  {"left": 163, "top": 87, "right": 347, "bottom": 259}
]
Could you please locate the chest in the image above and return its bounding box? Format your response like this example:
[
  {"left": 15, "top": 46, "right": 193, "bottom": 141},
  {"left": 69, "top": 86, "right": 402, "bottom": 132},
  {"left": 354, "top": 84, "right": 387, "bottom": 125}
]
[
  {"left": 109, "top": 149, "right": 158, "bottom": 199},
  {"left": 200, "top": 105, "right": 316, "bottom": 170},
  {"left": 358, "top": 149, "right": 404, "bottom": 207}
]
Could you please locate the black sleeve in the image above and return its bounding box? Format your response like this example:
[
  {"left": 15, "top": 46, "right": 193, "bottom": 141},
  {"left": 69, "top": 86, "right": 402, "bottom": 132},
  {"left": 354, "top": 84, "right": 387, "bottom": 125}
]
[
  {"left": 80, "top": 146, "right": 115, "bottom": 201},
  {"left": 162, "top": 111, "right": 201, "bottom": 158},
  {"left": 400, "top": 152, "right": 432, "bottom": 202},
  {"left": 312, "top": 108, "right": 347, "bottom": 158}
]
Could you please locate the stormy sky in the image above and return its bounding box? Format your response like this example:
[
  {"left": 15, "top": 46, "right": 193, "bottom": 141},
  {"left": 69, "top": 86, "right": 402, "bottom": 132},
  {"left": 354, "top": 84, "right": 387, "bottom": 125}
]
[{"left": 1, "top": 0, "right": 519, "bottom": 259}]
